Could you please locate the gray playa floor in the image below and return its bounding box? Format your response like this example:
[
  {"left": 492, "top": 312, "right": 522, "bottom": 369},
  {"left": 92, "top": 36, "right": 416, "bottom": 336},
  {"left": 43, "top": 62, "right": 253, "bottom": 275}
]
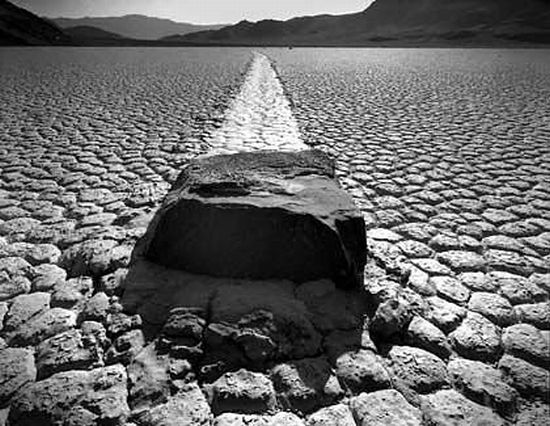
[{"left": 0, "top": 47, "right": 549, "bottom": 425}]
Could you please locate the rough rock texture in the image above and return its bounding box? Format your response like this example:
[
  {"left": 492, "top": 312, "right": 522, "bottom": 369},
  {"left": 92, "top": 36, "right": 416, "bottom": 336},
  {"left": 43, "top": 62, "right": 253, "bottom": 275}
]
[
  {"left": 213, "top": 412, "right": 304, "bottom": 426},
  {"left": 0, "top": 348, "right": 36, "bottom": 406},
  {"left": 421, "top": 389, "right": 506, "bottom": 426},
  {"left": 350, "top": 390, "right": 423, "bottom": 426},
  {"left": 135, "top": 382, "right": 212, "bottom": 426},
  {"left": 137, "top": 150, "right": 366, "bottom": 288},
  {"left": 1, "top": 49, "right": 549, "bottom": 424},
  {"left": 8, "top": 364, "right": 130, "bottom": 426},
  {"left": 448, "top": 358, "right": 518, "bottom": 417},
  {"left": 209, "top": 369, "right": 276, "bottom": 415},
  {"left": 271, "top": 357, "right": 343, "bottom": 414},
  {"left": 334, "top": 349, "right": 391, "bottom": 393},
  {"left": 306, "top": 404, "right": 355, "bottom": 426}
]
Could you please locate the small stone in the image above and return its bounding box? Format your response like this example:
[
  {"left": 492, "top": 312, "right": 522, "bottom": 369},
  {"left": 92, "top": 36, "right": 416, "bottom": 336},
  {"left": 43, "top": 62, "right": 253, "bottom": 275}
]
[
  {"left": 0, "top": 274, "right": 31, "bottom": 301},
  {"left": 425, "top": 297, "right": 466, "bottom": 333},
  {"left": 388, "top": 346, "right": 448, "bottom": 395},
  {"left": 396, "top": 240, "right": 433, "bottom": 258},
  {"left": 501, "top": 323, "right": 549, "bottom": 368},
  {"left": 335, "top": 350, "right": 390, "bottom": 393},
  {"left": 106, "top": 312, "right": 142, "bottom": 337},
  {"left": 514, "top": 303, "right": 550, "bottom": 329},
  {"left": 271, "top": 357, "right": 343, "bottom": 414},
  {"left": 213, "top": 412, "right": 304, "bottom": 426},
  {"left": 3, "top": 292, "right": 50, "bottom": 333},
  {"left": 350, "top": 389, "right": 422, "bottom": 426},
  {"left": 406, "top": 316, "right": 451, "bottom": 359},
  {"left": 370, "top": 288, "right": 425, "bottom": 340},
  {"left": 210, "top": 369, "right": 276, "bottom": 415},
  {"left": 51, "top": 276, "right": 93, "bottom": 310},
  {"left": 406, "top": 266, "right": 435, "bottom": 296},
  {"left": 127, "top": 344, "right": 170, "bottom": 411},
  {"left": 411, "top": 258, "right": 452, "bottom": 275},
  {"left": 162, "top": 307, "right": 206, "bottom": 342},
  {"left": 515, "top": 403, "right": 550, "bottom": 426},
  {"left": 7, "top": 307, "right": 76, "bottom": 346},
  {"left": 23, "top": 243, "right": 61, "bottom": 265},
  {"left": 0, "top": 348, "right": 36, "bottom": 406},
  {"left": 8, "top": 364, "right": 129, "bottom": 426},
  {"left": 485, "top": 249, "right": 535, "bottom": 276},
  {"left": 306, "top": 404, "right": 355, "bottom": 426},
  {"left": 35, "top": 329, "right": 103, "bottom": 379},
  {"left": 529, "top": 273, "right": 550, "bottom": 293},
  {"left": 137, "top": 383, "right": 212, "bottom": 426},
  {"left": 489, "top": 271, "right": 547, "bottom": 304},
  {"left": 31, "top": 263, "right": 66, "bottom": 291},
  {"left": 458, "top": 272, "right": 497, "bottom": 292},
  {"left": 105, "top": 329, "right": 145, "bottom": 365},
  {"left": 468, "top": 292, "right": 515, "bottom": 326},
  {"left": 422, "top": 389, "right": 506, "bottom": 426},
  {"left": 369, "top": 228, "right": 403, "bottom": 242},
  {"left": 498, "top": 355, "right": 549, "bottom": 398},
  {"left": 430, "top": 276, "right": 470, "bottom": 305},
  {"left": 99, "top": 268, "right": 127, "bottom": 296},
  {"left": 436, "top": 250, "right": 486, "bottom": 273},
  {"left": 448, "top": 358, "right": 518, "bottom": 417},
  {"left": 59, "top": 239, "right": 120, "bottom": 278},
  {"left": 450, "top": 312, "right": 501, "bottom": 361},
  {"left": 80, "top": 292, "right": 110, "bottom": 323}
]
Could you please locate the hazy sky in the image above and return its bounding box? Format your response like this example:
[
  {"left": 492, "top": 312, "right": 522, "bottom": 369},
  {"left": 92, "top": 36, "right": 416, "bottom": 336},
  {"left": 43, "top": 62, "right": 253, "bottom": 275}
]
[{"left": 12, "top": 0, "right": 375, "bottom": 24}]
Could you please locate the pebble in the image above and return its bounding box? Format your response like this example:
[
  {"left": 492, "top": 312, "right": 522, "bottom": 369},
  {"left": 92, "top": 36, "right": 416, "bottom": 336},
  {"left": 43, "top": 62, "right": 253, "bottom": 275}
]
[
  {"left": 406, "top": 315, "right": 451, "bottom": 359},
  {"left": 421, "top": 389, "right": 506, "bottom": 426},
  {"left": 468, "top": 292, "right": 515, "bottom": 326},
  {"left": 498, "top": 355, "right": 550, "bottom": 398},
  {"left": 0, "top": 348, "right": 36, "bottom": 406},
  {"left": 334, "top": 350, "right": 391, "bottom": 394},
  {"left": 210, "top": 369, "right": 276, "bottom": 415},
  {"left": 271, "top": 357, "right": 343, "bottom": 414},
  {"left": 450, "top": 312, "right": 502, "bottom": 361},
  {"left": 448, "top": 358, "right": 518, "bottom": 417},
  {"left": 387, "top": 346, "right": 449, "bottom": 395},
  {"left": 35, "top": 329, "right": 103, "bottom": 379},
  {"left": 501, "top": 323, "right": 549, "bottom": 368},
  {"left": 306, "top": 404, "right": 355, "bottom": 426},
  {"left": 350, "top": 389, "right": 422, "bottom": 426}
]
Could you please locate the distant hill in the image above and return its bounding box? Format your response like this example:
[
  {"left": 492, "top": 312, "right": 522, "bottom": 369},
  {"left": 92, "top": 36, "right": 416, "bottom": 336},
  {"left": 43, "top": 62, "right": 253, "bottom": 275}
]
[
  {"left": 52, "top": 15, "right": 226, "bottom": 40},
  {"left": 63, "top": 25, "right": 125, "bottom": 44},
  {"left": 0, "top": 0, "right": 67, "bottom": 45},
  {"left": 175, "top": 0, "right": 550, "bottom": 46}
]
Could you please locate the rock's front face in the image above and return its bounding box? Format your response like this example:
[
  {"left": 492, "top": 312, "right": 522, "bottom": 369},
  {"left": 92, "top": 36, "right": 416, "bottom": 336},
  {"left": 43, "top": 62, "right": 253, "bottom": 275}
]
[{"left": 136, "top": 150, "right": 366, "bottom": 288}]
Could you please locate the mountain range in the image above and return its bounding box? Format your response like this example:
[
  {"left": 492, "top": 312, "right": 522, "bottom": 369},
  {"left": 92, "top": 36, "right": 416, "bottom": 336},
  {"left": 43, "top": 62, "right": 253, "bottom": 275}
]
[
  {"left": 176, "top": 0, "right": 550, "bottom": 46},
  {"left": 1, "top": 0, "right": 549, "bottom": 46},
  {"left": 51, "top": 15, "right": 226, "bottom": 41},
  {"left": 0, "top": 0, "right": 67, "bottom": 45}
]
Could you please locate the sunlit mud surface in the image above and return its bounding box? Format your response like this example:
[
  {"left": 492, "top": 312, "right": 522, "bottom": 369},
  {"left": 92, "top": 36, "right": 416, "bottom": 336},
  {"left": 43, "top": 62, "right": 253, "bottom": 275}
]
[{"left": 0, "top": 47, "right": 548, "bottom": 425}]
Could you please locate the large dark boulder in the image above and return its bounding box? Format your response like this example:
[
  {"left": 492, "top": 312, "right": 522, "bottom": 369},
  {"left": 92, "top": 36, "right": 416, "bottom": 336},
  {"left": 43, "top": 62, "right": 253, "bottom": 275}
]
[{"left": 136, "top": 150, "right": 366, "bottom": 288}]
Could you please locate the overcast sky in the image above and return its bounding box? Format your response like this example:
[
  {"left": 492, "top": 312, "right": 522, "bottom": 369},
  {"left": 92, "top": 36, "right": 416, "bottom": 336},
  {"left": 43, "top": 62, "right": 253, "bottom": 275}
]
[{"left": 12, "top": 0, "right": 375, "bottom": 24}]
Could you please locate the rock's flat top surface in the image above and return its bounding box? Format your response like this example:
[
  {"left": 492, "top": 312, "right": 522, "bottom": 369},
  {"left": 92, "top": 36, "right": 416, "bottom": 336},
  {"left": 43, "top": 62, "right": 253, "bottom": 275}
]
[{"left": 140, "top": 150, "right": 366, "bottom": 288}]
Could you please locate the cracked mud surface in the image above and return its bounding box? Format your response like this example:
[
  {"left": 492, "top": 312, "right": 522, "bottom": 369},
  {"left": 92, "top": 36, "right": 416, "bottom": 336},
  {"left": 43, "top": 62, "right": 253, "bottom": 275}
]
[{"left": 0, "top": 47, "right": 549, "bottom": 425}]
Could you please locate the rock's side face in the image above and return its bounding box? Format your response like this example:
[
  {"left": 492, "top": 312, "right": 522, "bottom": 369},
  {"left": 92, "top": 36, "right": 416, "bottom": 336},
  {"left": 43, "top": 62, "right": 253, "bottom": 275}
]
[{"left": 138, "top": 150, "right": 366, "bottom": 288}]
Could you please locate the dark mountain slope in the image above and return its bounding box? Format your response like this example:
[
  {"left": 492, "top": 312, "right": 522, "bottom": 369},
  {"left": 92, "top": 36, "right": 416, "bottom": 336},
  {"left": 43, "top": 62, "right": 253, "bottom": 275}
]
[
  {"left": 0, "top": 0, "right": 67, "bottom": 45},
  {"left": 176, "top": 0, "right": 550, "bottom": 46},
  {"left": 63, "top": 25, "right": 125, "bottom": 44},
  {"left": 53, "top": 15, "right": 226, "bottom": 41}
]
